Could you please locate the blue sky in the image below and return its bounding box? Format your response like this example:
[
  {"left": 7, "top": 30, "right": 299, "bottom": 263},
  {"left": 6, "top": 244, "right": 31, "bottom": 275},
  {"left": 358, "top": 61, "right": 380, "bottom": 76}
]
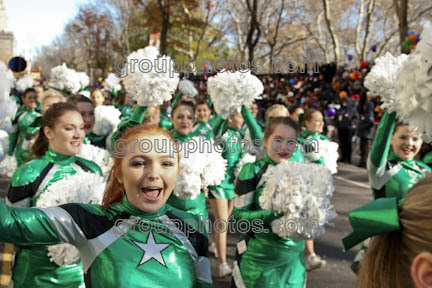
[{"left": 4, "top": 0, "right": 90, "bottom": 59}]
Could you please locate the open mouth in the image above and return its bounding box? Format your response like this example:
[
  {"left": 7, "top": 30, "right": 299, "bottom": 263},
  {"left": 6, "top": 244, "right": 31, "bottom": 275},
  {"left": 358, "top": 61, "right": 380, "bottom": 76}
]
[
  {"left": 141, "top": 186, "right": 163, "bottom": 201},
  {"left": 71, "top": 141, "right": 81, "bottom": 148},
  {"left": 277, "top": 152, "right": 289, "bottom": 158},
  {"left": 401, "top": 147, "right": 414, "bottom": 155},
  {"left": 84, "top": 124, "right": 92, "bottom": 130}
]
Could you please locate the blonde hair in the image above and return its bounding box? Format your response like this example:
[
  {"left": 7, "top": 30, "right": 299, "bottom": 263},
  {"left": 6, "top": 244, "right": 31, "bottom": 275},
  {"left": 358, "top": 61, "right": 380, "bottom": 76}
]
[
  {"left": 42, "top": 90, "right": 66, "bottom": 104},
  {"left": 357, "top": 175, "right": 432, "bottom": 288},
  {"left": 143, "top": 106, "right": 160, "bottom": 125},
  {"left": 265, "top": 104, "right": 289, "bottom": 122}
]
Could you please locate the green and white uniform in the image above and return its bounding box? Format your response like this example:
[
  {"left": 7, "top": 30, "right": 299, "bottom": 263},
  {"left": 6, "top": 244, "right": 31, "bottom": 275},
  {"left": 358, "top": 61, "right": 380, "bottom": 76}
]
[
  {"left": 298, "top": 130, "right": 328, "bottom": 165},
  {"left": 192, "top": 121, "right": 213, "bottom": 140},
  {"left": 6, "top": 147, "right": 102, "bottom": 288},
  {"left": 8, "top": 108, "right": 41, "bottom": 167},
  {"left": 0, "top": 196, "right": 211, "bottom": 288},
  {"left": 159, "top": 110, "right": 172, "bottom": 131},
  {"left": 423, "top": 151, "right": 432, "bottom": 169},
  {"left": 367, "top": 110, "right": 431, "bottom": 201},
  {"left": 209, "top": 106, "right": 263, "bottom": 200},
  {"left": 232, "top": 154, "right": 306, "bottom": 288}
]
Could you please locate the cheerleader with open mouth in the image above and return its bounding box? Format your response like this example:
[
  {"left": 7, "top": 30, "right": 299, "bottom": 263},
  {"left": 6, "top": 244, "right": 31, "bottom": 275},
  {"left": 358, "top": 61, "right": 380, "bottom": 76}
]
[
  {"left": 5, "top": 103, "right": 102, "bottom": 288},
  {"left": 0, "top": 125, "right": 212, "bottom": 288}
]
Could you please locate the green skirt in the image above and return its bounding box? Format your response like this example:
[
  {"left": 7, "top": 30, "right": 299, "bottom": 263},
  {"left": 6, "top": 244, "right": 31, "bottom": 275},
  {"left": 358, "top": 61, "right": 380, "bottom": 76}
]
[
  {"left": 234, "top": 233, "right": 306, "bottom": 288},
  {"left": 12, "top": 247, "right": 84, "bottom": 288}
]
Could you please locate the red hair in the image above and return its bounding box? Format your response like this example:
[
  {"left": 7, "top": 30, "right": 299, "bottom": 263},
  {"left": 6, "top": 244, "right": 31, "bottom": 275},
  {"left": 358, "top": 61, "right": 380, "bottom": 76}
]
[{"left": 102, "top": 124, "right": 179, "bottom": 209}]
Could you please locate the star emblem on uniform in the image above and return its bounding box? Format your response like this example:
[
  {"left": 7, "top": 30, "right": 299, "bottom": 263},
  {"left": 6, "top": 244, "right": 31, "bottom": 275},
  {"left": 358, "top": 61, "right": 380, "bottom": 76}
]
[
  {"left": 199, "top": 128, "right": 207, "bottom": 135},
  {"left": 133, "top": 231, "right": 171, "bottom": 267}
]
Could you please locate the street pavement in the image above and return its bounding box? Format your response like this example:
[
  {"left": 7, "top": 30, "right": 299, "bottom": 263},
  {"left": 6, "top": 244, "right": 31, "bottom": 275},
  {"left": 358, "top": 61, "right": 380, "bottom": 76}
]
[{"left": 0, "top": 161, "right": 372, "bottom": 288}]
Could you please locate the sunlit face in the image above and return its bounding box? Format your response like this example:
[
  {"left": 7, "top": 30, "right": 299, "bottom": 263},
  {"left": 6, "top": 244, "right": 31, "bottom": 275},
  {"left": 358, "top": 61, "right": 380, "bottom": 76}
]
[
  {"left": 391, "top": 125, "right": 423, "bottom": 160},
  {"left": 265, "top": 124, "right": 298, "bottom": 163},
  {"left": 42, "top": 96, "right": 63, "bottom": 114},
  {"left": 76, "top": 102, "right": 95, "bottom": 135},
  {"left": 305, "top": 111, "right": 324, "bottom": 133},
  {"left": 227, "top": 112, "right": 244, "bottom": 130},
  {"left": 250, "top": 103, "right": 259, "bottom": 118},
  {"left": 195, "top": 104, "right": 211, "bottom": 123},
  {"left": 172, "top": 105, "right": 194, "bottom": 135},
  {"left": 91, "top": 91, "right": 105, "bottom": 107},
  {"left": 44, "top": 111, "right": 85, "bottom": 156},
  {"left": 267, "top": 107, "right": 289, "bottom": 122},
  {"left": 117, "top": 133, "right": 179, "bottom": 213},
  {"left": 23, "top": 91, "right": 38, "bottom": 110},
  {"left": 291, "top": 107, "right": 304, "bottom": 124}
]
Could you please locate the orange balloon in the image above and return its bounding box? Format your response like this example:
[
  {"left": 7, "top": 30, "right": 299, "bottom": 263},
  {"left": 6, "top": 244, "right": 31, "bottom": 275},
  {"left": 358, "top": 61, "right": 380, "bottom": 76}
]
[
  {"left": 409, "top": 34, "right": 417, "bottom": 43},
  {"left": 339, "top": 91, "right": 348, "bottom": 99},
  {"left": 349, "top": 72, "right": 358, "bottom": 80},
  {"left": 410, "top": 44, "right": 417, "bottom": 50}
]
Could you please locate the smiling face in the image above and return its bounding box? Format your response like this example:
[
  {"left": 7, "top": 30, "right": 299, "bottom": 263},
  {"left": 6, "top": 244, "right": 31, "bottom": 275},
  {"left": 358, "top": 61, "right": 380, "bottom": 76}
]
[
  {"left": 44, "top": 111, "right": 85, "bottom": 156},
  {"left": 391, "top": 125, "right": 423, "bottom": 161},
  {"left": 196, "top": 104, "right": 211, "bottom": 123},
  {"left": 265, "top": 123, "right": 298, "bottom": 163},
  {"left": 76, "top": 102, "right": 95, "bottom": 135},
  {"left": 305, "top": 111, "right": 324, "bottom": 133},
  {"left": 172, "top": 105, "right": 194, "bottom": 135},
  {"left": 23, "top": 91, "right": 38, "bottom": 110},
  {"left": 91, "top": 90, "right": 105, "bottom": 107},
  {"left": 117, "top": 133, "right": 179, "bottom": 213}
]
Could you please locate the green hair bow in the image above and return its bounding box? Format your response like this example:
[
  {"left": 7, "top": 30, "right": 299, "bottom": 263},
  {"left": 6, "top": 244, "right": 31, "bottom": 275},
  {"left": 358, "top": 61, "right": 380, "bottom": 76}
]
[{"left": 342, "top": 197, "right": 401, "bottom": 251}]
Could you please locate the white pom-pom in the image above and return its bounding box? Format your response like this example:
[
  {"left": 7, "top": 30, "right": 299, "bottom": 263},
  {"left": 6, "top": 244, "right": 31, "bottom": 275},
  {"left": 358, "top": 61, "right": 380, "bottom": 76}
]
[
  {"left": 200, "top": 141, "right": 227, "bottom": 188},
  {"left": 364, "top": 52, "right": 408, "bottom": 112},
  {"left": 93, "top": 105, "right": 122, "bottom": 136},
  {"left": 37, "top": 169, "right": 106, "bottom": 266},
  {"left": 104, "top": 73, "right": 122, "bottom": 93},
  {"left": 178, "top": 79, "right": 198, "bottom": 97},
  {"left": 123, "top": 46, "right": 179, "bottom": 106},
  {"left": 207, "top": 70, "right": 264, "bottom": 119},
  {"left": 304, "top": 138, "right": 339, "bottom": 174},
  {"left": 259, "top": 161, "right": 336, "bottom": 239},
  {"left": 0, "top": 62, "right": 17, "bottom": 125},
  {"left": 15, "top": 75, "right": 34, "bottom": 93},
  {"left": 0, "top": 130, "right": 9, "bottom": 162},
  {"left": 395, "top": 21, "right": 432, "bottom": 140},
  {"left": 77, "top": 72, "right": 89, "bottom": 89},
  {"left": 234, "top": 153, "right": 256, "bottom": 178},
  {"left": 79, "top": 144, "right": 113, "bottom": 177},
  {"left": 173, "top": 136, "right": 226, "bottom": 199},
  {"left": 0, "top": 155, "right": 17, "bottom": 177},
  {"left": 50, "top": 63, "right": 81, "bottom": 94}
]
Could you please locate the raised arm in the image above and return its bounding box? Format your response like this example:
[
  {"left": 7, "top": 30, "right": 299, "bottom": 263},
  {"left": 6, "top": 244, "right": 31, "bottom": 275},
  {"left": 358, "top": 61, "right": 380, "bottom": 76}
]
[
  {"left": 368, "top": 110, "right": 397, "bottom": 170},
  {"left": 241, "top": 105, "right": 263, "bottom": 141}
]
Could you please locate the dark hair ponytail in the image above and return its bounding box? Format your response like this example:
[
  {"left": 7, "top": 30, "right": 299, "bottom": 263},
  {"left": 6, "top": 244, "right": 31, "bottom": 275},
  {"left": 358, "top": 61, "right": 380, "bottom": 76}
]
[{"left": 29, "top": 103, "right": 81, "bottom": 159}]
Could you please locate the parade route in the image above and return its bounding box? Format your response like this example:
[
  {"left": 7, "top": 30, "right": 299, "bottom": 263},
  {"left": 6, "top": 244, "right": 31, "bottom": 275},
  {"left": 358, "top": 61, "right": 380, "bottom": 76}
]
[{"left": 0, "top": 162, "right": 373, "bottom": 288}]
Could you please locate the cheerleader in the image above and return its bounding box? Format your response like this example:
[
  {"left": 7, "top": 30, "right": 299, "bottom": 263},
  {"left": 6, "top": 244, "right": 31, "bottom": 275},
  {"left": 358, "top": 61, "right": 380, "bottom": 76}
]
[
  {"left": 5, "top": 103, "right": 102, "bottom": 288},
  {"left": 166, "top": 101, "right": 208, "bottom": 219},
  {"left": 192, "top": 100, "right": 213, "bottom": 140},
  {"left": 0, "top": 125, "right": 212, "bottom": 288},
  {"left": 67, "top": 95, "right": 107, "bottom": 149},
  {"left": 7, "top": 88, "right": 41, "bottom": 167},
  {"left": 298, "top": 108, "right": 329, "bottom": 271},
  {"left": 143, "top": 106, "right": 161, "bottom": 126},
  {"left": 367, "top": 110, "right": 431, "bottom": 201},
  {"left": 91, "top": 88, "right": 105, "bottom": 107},
  {"left": 209, "top": 105, "right": 263, "bottom": 277},
  {"left": 159, "top": 101, "right": 173, "bottom": 130},
  {"left": 233, "top": 117, "right": 306, "bottom": 287},
  {"left": 116, "top": 91, "right": 133, "bottom": 120}
]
